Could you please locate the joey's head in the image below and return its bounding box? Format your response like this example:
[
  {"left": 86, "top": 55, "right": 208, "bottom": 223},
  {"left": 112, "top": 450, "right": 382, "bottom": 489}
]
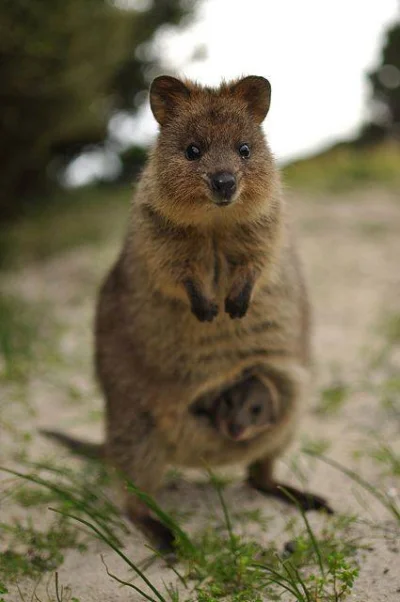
[
  {"left": 214, "top": 377, "right": 275, "bottom": 442},
  {"left": 148, "top": 75, "right": 276, "bottom": 225}
]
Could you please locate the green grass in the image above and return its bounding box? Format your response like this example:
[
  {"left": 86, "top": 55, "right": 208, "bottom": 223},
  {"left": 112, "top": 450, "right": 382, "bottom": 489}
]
[
  {"left": 0, "top": 296, "right": 42, "bottom": 384},
  {"left": 0, "top": 461, "right": 125, "bottom": 583},
  {"left": 380, "top": 375, "right": 400, "bottom": 421},
  {"left": 378, "top": 311, "right": 400, "bottom": 347},
  {"left": 0, "top": 293, "right": 66, "bottom": 392},
  {"left": 301, "top": 437, "right": 331, "bottom": 457},
  {"left": 363, "top": 312, "right": 400, "bottom": 415},
  {"left": 362, "top": 442, "right": 400, "bottom": 478},
  {"left": 315, "top": 382, "right": 349, "bottom": 416},
  {"left": 283, "top": 141, "right": 400, "bottom": 193},
  {"left": 0, "top": 518, "right": 85, "bottom": 581},
  {"left": 0, "top": 294, "right": 65, "bottom": 454},
  {"left": 0, "top": 185, "right": 130, "bottom": 269},
  {"left": 0, "top": 462, "right": 362, "bottom": 602},
  {"left": 0, "top": 583, "right": 9, "bottom": 602},
  {"left": 6, "top": 572, "right": 81, "bottom": 602},
  {"left": 59, "top": 478, "right": 358, "bottom": 602}
]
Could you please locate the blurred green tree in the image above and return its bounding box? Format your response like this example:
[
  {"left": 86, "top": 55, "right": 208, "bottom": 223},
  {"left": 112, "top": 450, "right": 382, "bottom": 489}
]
[
  {"left": 0, "top": 0, "right": 193, "bottom": 220},
  {"left": 359, "top": 21, "right": 400, "bottom": 145}
]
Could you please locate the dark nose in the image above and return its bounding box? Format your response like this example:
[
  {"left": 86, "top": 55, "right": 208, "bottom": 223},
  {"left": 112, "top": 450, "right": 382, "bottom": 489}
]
[
  {"left": 210, "top": 171, "right": 236, "bottom": 202},
  {"left": 228, "top": 422, "right": 244, "bottom": 440}
]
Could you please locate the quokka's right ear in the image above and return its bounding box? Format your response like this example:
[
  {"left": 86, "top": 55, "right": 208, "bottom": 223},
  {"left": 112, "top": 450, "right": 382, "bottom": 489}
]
[
  {"left": 231, "top": 76, "right": 271, "bottom": 124},
  {"left": 150, "top": 76, "right": 191, "bottom": 126}
]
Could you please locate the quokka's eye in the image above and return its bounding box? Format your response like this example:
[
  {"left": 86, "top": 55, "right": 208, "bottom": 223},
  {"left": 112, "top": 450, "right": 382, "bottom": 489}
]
[
  {"left": 239, "top": 143, "right": 251, "bottom": 159},
  {"left": 251, "top": 404, "right": 261, "bottom": 416},
  {"left": 185, "top": 145, "right": 202, "bottom": 160}
]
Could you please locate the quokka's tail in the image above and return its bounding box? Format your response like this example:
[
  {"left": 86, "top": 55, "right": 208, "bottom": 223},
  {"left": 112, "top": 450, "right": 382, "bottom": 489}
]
[{"left": 40, "top": 429, "right": 105, "bottom": 460}]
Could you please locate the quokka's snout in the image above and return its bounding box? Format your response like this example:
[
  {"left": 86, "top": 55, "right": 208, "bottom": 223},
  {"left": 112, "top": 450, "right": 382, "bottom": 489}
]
[{"left": 209, "top": 170, "right": 237, "bottom": 204}]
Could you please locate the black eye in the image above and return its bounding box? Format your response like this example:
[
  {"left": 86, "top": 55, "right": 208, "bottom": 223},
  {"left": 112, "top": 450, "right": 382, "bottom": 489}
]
[
  {"left": 251, "top": 404, "right": 261, "bottom": 416},
  {"left": 239, "top": 143, "right": 251, "bottom": 159},
  {"left": 185, "top": 144, "right": 202, "bottom": 161}
]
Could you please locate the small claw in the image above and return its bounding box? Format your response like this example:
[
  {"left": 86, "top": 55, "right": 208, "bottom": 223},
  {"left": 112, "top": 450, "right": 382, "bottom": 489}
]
[
  {"left": 192, "top": 301, "right": 219, "bottom": 322},
  {"left": 225, "top": 296, "right": 248, "bottom": 319},
  {"left": 225, "top": 282, "right": 252, "bottom": 319}
]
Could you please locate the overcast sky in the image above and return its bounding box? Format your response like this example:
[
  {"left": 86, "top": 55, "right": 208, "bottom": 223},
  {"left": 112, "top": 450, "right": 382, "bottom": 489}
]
[{"left": 68, "top": 0, "right": 399, "bottom": 185}]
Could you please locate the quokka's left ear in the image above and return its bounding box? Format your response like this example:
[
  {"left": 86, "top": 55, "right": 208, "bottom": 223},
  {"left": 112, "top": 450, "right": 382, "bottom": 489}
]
[{"left": 230, "top": 76, "right": 271, "bottom": 124}]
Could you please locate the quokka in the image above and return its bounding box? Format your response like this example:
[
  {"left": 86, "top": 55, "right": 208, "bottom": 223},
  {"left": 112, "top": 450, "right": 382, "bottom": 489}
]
[{"left": 45, "top": 74, "right": 332, "bottom": 552}]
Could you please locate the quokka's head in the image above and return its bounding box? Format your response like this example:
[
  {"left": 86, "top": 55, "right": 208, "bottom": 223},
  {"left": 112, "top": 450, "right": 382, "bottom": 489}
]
[
  {"left": 148, "top": 75, "right": 277, "bottom": 225},
  {"left": 213, "top": 376, "right": 277, "bottom": 442}
]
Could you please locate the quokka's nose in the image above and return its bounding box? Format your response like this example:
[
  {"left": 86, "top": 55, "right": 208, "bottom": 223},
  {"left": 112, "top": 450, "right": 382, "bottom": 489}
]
[
  {"left": 228, "top": 422, "right": 245, "bottom": 440},
  {"left": 210, "top": 171, "right": 236, "bottom": 202}
]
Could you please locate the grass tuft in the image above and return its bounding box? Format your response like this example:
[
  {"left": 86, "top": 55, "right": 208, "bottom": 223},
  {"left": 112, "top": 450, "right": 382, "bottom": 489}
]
[
  {"left": 0, "top": 296, "right": 41, "bottom": 384},
  {"left": 1, "top": 462, "right": 362, "bottom": 601},
  {"left": 0, "top": 461, "right": 126, "bottom": 583},
  {"left": 315, "top": 382, "right": 349, "bottom": 416}
]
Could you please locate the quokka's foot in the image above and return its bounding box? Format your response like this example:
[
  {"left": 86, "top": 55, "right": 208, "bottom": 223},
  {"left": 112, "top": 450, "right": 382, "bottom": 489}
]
[
  {"left": 129, "top": 513, "right": 177, "bottom": 558},
  {"left": 248, "top": 478, "right": 334, "bottom": 514}
]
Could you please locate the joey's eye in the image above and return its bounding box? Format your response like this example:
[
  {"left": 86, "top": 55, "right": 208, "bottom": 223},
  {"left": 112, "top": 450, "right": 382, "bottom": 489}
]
[
  {"left": 239, "top": 143, "right": 251, "bottom": 159},
  {"left": 185, "top": 144, "right": 202, "bottom": 160},
  {"left": 251, "top": 404, "right": 261, "bottom": 416}
]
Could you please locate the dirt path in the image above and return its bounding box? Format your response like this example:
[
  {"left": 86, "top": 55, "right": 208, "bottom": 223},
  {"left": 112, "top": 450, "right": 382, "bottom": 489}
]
[{"left": 1, "top": 188, "right": 399, "bottom": 601}]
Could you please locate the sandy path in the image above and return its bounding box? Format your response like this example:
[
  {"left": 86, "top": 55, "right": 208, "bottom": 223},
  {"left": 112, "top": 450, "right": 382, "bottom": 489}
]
[{"left": 1, "top": 188, "right": 399, "bottom": 601}]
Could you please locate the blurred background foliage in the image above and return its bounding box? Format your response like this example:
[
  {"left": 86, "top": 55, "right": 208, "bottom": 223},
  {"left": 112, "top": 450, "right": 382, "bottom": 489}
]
[{"left": 0, "top": 0, "right": 193, "bottom": 221}]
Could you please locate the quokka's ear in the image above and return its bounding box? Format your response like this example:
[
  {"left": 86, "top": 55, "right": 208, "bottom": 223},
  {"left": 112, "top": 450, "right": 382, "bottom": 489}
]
[
  {"left": 150, "top": 76, "right": 191, "bottom": 126},
  {"left": 230, "top": 76, "right": 271, "bottom": 124}
]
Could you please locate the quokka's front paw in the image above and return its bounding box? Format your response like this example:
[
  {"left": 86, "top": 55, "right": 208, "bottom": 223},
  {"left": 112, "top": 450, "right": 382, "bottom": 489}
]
[
  {"left": 225, "top": 283, "right": 252, "bottom": 319},
  {"left": 191, "top": 297, "right": 219, "bottom": 322},
  {"left": 184, "top": 279, "right": 219, "bottom": 322}
]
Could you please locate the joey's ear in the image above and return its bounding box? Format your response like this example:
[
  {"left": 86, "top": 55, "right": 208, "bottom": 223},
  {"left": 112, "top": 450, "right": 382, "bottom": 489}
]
[
  {"left": 231, "top": 76, "right": 271, "bottom": 123},
  {"left": 150, "top": 76, "right": 191, "bottom": 126}
]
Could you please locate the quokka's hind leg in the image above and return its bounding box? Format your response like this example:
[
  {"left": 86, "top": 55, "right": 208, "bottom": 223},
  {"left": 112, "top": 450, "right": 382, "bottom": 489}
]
[
  {"left": 106, "top": 411, "right": 176, "bottom": 553},
  {"left": 248, "top": 456, "right": 333, "bottom": 514},
  {"left": 245, "top": 363, "right": 332, "bottom": 512}
]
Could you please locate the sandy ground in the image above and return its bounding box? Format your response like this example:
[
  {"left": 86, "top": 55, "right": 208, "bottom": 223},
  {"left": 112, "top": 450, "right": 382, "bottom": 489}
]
[{"left": 1, "top": 188, "right": 399, "bottom": 601}]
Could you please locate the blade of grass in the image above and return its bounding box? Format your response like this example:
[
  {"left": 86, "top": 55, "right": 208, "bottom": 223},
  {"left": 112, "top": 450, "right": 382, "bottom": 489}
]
[
  {"left": 0, "top": 466, "right": 123, "bottom": 547},
  {"left": 252, "top": 562, "right": 304, "bottom": 600},
  {"left": 144, "top": 545, "right": 188, "bottom": 589},
  {"left": 50, "top": 508, "right": 166, "bottom": 602},
  {"left": 304, "top": 451, "right": 400, "bottom": 522},
  {"left": 100, "top": 555, "right": 158, "bottom": 602},
  {"left": 282, "top": 560, "right": 312, "bottom": 602},
  {"left": 207, "top": 469, "right": 236, "bottom": 554},
  {"left": 26, "top": 461, "right": 128, "bottom": 532},
  {"left": 277, "top": 485, "right": 325, "bottom": 577}
]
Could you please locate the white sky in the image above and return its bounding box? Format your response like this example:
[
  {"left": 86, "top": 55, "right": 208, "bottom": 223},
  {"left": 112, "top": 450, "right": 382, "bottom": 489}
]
[{"left": 67, "top": 0, "right": 399, "bottom": 185}]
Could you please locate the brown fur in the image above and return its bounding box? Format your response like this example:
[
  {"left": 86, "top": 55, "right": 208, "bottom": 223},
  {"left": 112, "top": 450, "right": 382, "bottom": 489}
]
[{"left": 49, "top": 75, "right": 331, "bottom": 550}]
